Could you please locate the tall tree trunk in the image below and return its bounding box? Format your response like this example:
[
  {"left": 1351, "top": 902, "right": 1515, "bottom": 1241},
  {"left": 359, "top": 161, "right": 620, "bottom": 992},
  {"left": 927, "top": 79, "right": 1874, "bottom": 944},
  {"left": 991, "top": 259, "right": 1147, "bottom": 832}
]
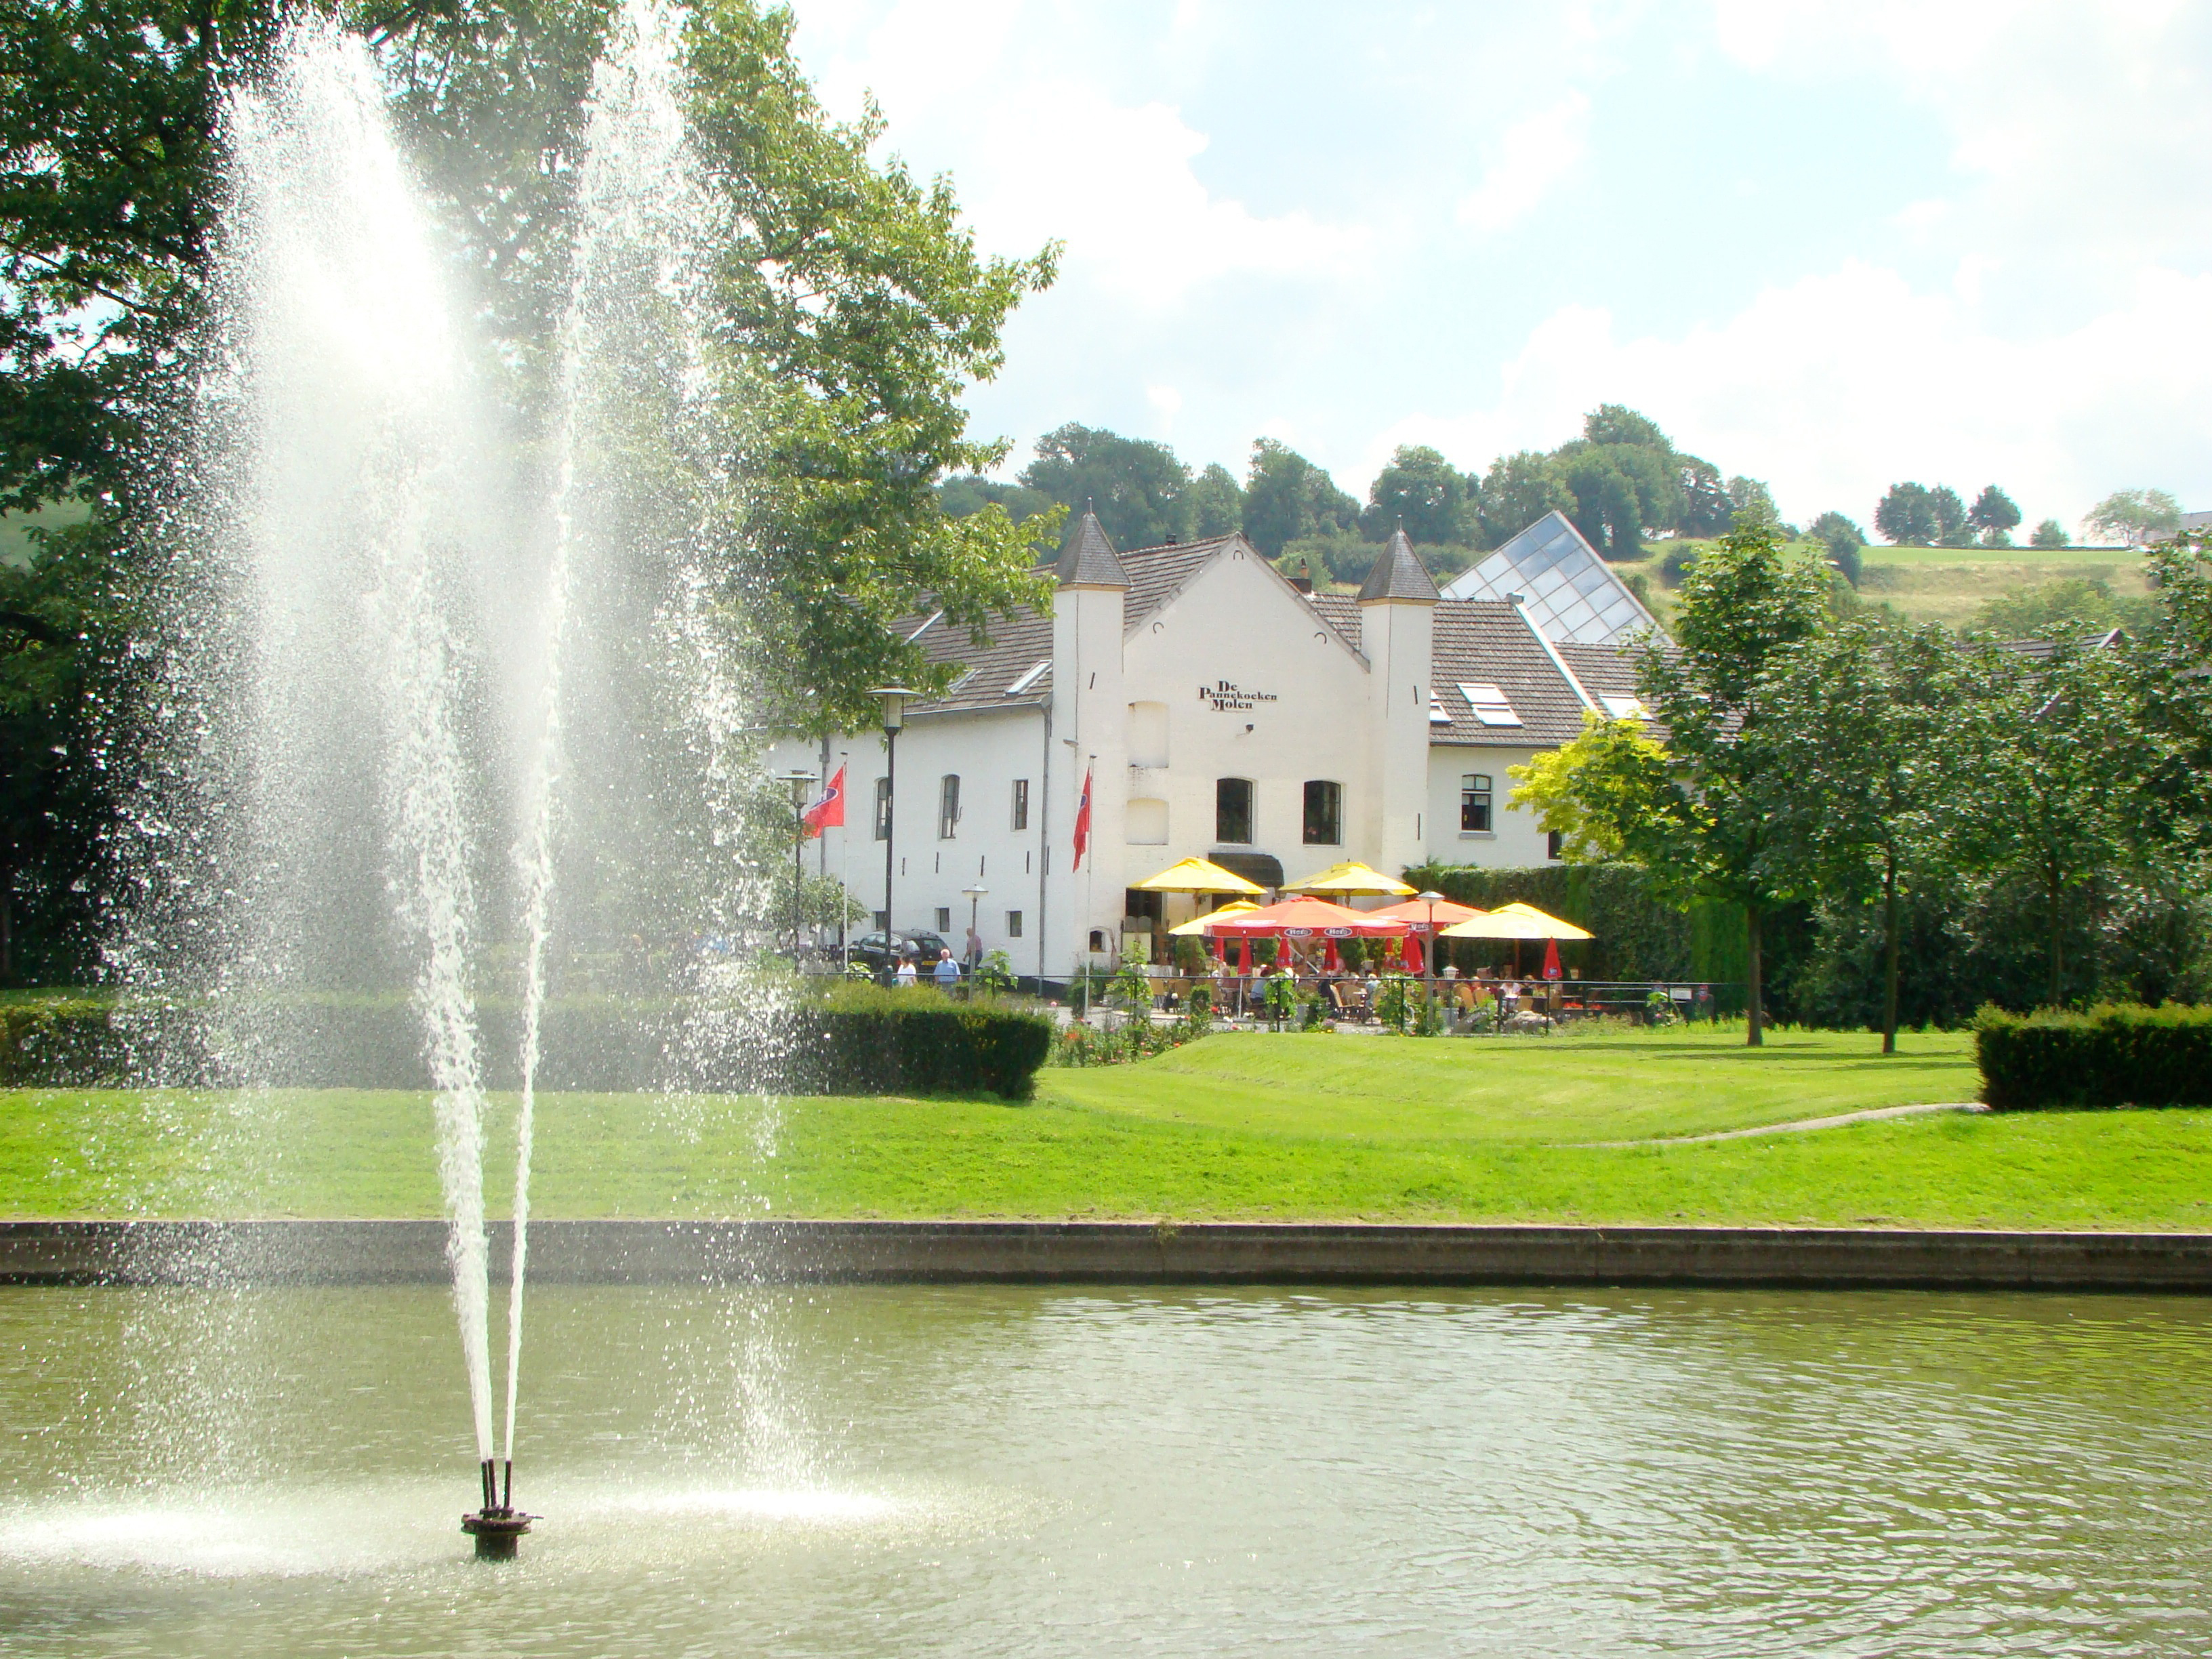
[
  {"left": 0, "top": 869, "right": 10, "bottom": 987},
  {"left": 2047, "top": 871, "right": 2064, "bottom": 1008},
  {"left": 1883, "top": 853, "right": 1900, "bottom": 1056},
  {"left": 1745, "top": 901, "right": 1764, "bottom": 1047}
]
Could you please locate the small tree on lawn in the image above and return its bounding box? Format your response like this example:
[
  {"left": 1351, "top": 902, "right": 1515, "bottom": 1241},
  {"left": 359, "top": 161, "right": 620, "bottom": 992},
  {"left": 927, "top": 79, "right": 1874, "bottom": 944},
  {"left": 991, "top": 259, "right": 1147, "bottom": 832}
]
[
  {"left": 1755, "top": 615, "right": 1969, "bottom": 1053},
  {"left": 1513, "top": 515, "right": 1831, "bottom": 1045},
  {"left": 1951, "top": 640, "right": 2160, "bottom": 1006}
]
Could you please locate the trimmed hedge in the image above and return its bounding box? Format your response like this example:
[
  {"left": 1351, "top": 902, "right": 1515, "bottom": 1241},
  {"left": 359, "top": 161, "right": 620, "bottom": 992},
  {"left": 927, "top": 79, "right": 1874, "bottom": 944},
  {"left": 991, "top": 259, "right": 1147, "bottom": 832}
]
[
  {"left": 0, "top": 992, "right": 1052, "bottom": 1101},
  {"left": 1973, "top": 1002, "right": 2212, "bottom": 1110}
]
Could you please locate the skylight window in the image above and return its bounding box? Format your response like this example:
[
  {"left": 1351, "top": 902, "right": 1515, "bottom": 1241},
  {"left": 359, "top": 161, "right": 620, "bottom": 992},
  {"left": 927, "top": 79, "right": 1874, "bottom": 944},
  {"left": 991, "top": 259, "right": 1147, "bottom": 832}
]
[
  {"left": 1599, "top": 693, "right": 1647, "bottom": 720},
  {"left": 1429, "top": 696, "right": 1451, "bottom": 724},
  {"left": 1004, "top": 659, "right": 1049, "bottom": 696},
  {"left": 1457, "top": 682, "right": 1522, "bottom": 726}
]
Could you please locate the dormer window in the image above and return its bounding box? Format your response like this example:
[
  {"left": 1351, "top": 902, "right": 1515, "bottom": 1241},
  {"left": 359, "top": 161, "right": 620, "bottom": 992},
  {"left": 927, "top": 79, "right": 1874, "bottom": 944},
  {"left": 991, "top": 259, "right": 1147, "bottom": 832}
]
[{"left": 1600, "top": 693, "right": 1647, "bottom": 720}]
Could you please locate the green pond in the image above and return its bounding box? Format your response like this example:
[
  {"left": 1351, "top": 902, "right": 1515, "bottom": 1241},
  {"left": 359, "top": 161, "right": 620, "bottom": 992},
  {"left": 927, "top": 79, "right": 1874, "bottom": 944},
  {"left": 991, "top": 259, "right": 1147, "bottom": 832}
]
[{"left": 0, "top": 1284, "right": 2206, "bottom": 1656}]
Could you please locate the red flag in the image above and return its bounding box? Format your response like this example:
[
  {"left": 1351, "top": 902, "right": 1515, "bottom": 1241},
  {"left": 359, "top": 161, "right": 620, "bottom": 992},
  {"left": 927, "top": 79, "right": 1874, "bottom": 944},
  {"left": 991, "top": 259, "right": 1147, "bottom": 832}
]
[
  {"left": 800, "top": 764, "right": 846, "bottom": 838},
  {"left": 1071, "top": 764, "right": 1093, "bottom": 870}
]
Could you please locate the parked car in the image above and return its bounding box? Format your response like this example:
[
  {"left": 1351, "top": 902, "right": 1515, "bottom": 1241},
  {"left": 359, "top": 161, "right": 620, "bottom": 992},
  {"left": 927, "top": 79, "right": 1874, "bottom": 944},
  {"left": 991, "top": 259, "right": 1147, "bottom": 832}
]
[{"left": 847, "top": 930, "right": 952, "bottom": 976}]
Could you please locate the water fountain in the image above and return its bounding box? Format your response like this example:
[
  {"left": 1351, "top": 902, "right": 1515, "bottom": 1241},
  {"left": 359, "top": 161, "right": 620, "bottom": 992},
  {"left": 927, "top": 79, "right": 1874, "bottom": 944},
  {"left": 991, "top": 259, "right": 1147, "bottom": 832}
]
[{"left": 113, "top": 0, "right": 760, "bottom": 1559}]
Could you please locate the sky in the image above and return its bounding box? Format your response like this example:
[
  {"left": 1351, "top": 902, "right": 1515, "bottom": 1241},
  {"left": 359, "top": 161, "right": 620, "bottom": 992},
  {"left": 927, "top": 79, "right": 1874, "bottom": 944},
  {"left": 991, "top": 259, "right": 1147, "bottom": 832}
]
[{"left": 783, "top": 0, "right": 2212, "bottom": 537}]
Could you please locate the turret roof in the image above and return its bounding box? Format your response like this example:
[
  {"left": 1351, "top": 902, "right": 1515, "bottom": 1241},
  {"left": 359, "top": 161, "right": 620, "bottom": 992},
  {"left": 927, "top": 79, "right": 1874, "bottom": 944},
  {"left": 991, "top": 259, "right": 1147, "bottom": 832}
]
[
  {"left": 1054, "top": 508, "right": 1130, "bottom": 588},
  {"left": 1357, "top": 527, "right": 1441, "bottom": 603}
]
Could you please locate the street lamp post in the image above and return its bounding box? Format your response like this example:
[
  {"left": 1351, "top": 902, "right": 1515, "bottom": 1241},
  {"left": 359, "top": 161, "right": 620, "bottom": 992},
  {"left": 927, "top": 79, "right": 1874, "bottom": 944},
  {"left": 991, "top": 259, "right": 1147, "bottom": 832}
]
[
  {"left": 780, "top": 770, "right": 819, "bottom": 964},
  {"left": 962, "top": 883, "right": 987, "bottom": 994},
  {"left": 869, "top": 687, "right": 916, "bottom": 974},
  {"left": 1416, "top": 888, "right": 1444, "bottom": 1024}
]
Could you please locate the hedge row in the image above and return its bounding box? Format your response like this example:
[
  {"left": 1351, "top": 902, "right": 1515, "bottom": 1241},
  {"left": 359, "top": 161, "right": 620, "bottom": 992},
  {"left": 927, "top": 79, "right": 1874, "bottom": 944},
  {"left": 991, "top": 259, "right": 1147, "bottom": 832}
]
[
  {"left": 0, "top": 994, "right": 1052, "bottom": 1101},
  {"left": 1973, "top": 1002, "right": 2212, "bottom": 1110}
]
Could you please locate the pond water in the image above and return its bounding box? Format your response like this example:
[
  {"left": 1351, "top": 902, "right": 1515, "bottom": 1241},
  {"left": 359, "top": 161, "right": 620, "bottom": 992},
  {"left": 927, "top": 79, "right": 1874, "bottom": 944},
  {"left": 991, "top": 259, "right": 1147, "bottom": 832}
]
[{"left": 0, "top": 1284, "right": 2207, "bottom": 1656}]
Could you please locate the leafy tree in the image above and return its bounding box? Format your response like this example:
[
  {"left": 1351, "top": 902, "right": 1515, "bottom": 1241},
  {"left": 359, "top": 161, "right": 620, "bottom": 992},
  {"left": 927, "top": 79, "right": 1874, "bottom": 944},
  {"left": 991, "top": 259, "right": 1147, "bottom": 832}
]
[
  {"left": 1949, "top": 639, "right": 2161, "bottom": 1005},
  {"left": 1553, "top": 444, "right": 1648, "bottom": 558},
  {"left": 1806, "top": 510, "right": 1866, "bottom": 586},
  {"left": 1361, "top": 445, "right": 1473, "bottom": 546},
  {"left": 1242, "top": 438, "right": 1357, "bottom": 558},
  {"left": 1756, "top": 617, "right": 1968, "bottom": 1052},
  {"left": 1675, "top": 455, "right": 1734, "bottom": 537},
  {"left": 1186, "top": 462, "right": 1244, "bottom": 539},
  {"left": 2085, "top": 487, "right": 2182, "bottom": 547},
  {"left": 1929, "top": 485, "right": 1973, "bottom": 547},
  {"left": 1969, "top": 576, "right": 2148, "bottom": 640},
  {"left": 1513, "top": 517, "right": 1832, "bottom": 1044},
  {"left": 1019, "top": 423, "right": 1189, "bottom": 551},
  {"left": 1583, "top": 403, "right": 1671, "bottom": 451},
  {"left": 1725, "top": 475, "right": 1778, "bottom": 528},
  {"left": 1875, "top": 482, "right": 1936, "bottom": 545},
  {"left": 938, "top": 475, "right": 1052, "bottom": 523},
  {"left": 1477, "top": 450, "right": 1573, "bottom": 544},
  {"left": 2030, "top": 517, "right": 2070, "bottom": 548},
  {"left": 1969, "top": 485, "right": 2022, "bottom": 546}
]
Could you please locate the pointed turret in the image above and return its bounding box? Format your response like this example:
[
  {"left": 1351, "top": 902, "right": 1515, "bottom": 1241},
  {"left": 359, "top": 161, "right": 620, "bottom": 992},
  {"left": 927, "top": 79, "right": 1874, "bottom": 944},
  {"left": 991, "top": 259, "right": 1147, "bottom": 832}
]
[
  {"left": 1357, "top": 526, "right": 1440, "bottom": 603},
  {"left": 1055, "top": 508, "right": 1130, "bottom": 589}
]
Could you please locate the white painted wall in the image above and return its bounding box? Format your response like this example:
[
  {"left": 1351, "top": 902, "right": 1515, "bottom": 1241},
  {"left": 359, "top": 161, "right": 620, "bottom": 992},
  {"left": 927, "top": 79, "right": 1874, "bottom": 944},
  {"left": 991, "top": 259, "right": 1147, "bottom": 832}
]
[
  {"left": 1117, "top": 543, "right": 1381, "bottom": 899},
  {"left": 1422, "top": 744, "right": 1561, "bottom": 869}
]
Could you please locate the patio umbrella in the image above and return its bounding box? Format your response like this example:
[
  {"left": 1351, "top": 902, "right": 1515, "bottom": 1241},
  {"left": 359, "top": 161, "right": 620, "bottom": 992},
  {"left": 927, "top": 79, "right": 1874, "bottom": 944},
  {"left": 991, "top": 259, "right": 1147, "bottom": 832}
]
[
  {"left": 1542, "top": 938, "right": 1563, "bottom": 981},
  {"left": 1132, "top": 857, "right": 1267, "bottom": 896},
  {"left": 1401, "top": 931, "right": 1425, "bottom": 975},
  {"left": 1167, "top": 899, "right": 1258, "bottom": 935},
  {"left": 1366, "top": 897, "right": 1488, "bottom": 928},
  {"left": 1490, "top": 901, "right": 1593, "bottom": 941},
  {"left": 1207, "top": 897, "right": 1410, "bottom": 937},
  {"left": 1286, "top": 860, "right": 1416, "bottom": 899}
]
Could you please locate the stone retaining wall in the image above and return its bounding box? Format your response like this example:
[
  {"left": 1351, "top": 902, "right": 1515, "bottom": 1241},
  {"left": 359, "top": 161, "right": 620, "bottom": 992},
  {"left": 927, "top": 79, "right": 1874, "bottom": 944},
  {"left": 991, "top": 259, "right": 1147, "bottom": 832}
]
[{"left": 3, "top": 1219, "right": 2209, "bottom": 1291}]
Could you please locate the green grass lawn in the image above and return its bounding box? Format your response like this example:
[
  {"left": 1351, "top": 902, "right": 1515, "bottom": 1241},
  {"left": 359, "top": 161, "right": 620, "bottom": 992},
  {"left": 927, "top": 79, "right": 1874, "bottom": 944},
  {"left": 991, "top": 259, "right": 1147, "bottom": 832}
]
[{"left": 1, "top": 1025, "right": 2206, "bottom": 1229}]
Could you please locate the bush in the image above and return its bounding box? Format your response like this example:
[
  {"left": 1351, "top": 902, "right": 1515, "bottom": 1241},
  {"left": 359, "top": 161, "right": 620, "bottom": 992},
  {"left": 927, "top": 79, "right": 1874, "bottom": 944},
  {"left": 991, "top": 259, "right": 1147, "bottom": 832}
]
[
  {"left": 0, "top": 988, "right": 1054, "bottom": 1101},
  {"left": 1973, "top": 1002, "right": 2212, "bottom": 1110}
]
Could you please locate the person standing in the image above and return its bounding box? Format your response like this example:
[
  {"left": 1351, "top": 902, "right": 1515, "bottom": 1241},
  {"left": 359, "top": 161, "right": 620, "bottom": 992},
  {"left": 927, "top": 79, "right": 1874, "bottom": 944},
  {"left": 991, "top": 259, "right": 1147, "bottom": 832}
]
[
  {"left": 964, "top": 924, "right": 983, "bottom": 976},
  {"left": 933, "top": 947, "right": 962, "bottom": 990},
  {"left": 894, "top": 953, "right": 919, "bottom": 988}
]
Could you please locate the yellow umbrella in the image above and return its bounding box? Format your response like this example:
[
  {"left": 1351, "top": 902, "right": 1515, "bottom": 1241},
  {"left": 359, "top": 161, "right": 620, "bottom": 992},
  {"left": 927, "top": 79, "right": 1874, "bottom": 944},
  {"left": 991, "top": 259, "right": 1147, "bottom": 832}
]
[
  {"left": 1492, "top": 901, "right": 1594, "bottom": 941},
  {"left": 1132, "top": 856, "right": 1267, "bottom": 896},
  {"left": 1437, "top": 909, "right": 1557, "bottom": 942},
  {"left": 1287, "top": 860, "right": 1416, "bottom": 898},
  {"left": 1168, "top": 899, "right": 1259, "bottom": 936}
]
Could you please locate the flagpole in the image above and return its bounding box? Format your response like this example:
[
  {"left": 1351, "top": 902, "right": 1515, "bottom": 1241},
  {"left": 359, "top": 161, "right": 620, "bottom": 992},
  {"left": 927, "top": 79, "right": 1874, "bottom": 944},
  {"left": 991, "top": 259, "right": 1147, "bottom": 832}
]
[{"left": 838, "top": 750, "right": 850, "bottom": 977}]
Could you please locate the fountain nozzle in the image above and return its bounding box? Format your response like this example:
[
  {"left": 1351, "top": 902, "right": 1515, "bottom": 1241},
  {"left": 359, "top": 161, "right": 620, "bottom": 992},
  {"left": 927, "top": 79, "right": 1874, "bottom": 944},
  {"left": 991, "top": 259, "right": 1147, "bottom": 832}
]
[{"left": 462, "top": 1458, "right": 535, "bottom": 1560}]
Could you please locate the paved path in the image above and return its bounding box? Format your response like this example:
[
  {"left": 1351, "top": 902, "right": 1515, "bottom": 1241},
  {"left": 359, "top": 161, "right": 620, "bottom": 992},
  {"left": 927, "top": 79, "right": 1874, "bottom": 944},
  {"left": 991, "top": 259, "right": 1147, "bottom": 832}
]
[{"left": 1579, "top": 1101, "right": 1988, "bottom": 1149}]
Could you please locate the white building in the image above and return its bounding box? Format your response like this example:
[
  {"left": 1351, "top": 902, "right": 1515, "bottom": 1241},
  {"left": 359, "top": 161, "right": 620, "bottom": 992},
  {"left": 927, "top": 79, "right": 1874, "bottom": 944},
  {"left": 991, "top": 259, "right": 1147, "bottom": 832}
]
[{"left": 773, "top": 511, "right": 1654, "bottom": 983}]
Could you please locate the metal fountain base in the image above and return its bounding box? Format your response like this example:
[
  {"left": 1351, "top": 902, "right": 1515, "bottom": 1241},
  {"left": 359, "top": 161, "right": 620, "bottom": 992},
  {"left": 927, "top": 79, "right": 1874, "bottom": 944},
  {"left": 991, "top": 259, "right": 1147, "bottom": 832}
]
[
  {"left": 463, "top": 1458, "right": 535, "bottom": 1559},
  {"left": 461, "top": 1507, "right": 535, "bottom": 1560}
]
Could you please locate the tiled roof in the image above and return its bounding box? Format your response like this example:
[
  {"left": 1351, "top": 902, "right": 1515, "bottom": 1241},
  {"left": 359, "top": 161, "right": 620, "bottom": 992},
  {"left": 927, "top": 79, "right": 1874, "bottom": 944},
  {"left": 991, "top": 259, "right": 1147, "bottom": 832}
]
[
  {"left": 1429, "top": 600, "right": 1592, "bottom": 746},
  {"left": 1054, "top": 509, "right": 1130, "bottom": 588},
  {"left": 900, "top": 607, "right": 1054, "bottom": 717},
  {"left": 1357, "top": 527, "right": 1441, "bottom": 602},
  {"left": 1306, "top": 592, "right": 1366, "bottom": 653},
  {"left": 2002, "top": 629, "right": 2124, "bottom": 663},
  {"left": 1117, "top": 534, "right": 1240, "bottom": 625}
]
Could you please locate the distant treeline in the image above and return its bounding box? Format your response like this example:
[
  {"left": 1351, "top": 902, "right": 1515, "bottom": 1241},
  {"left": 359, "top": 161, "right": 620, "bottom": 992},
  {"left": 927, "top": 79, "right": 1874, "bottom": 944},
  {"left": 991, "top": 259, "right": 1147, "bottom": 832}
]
[{"left": 940, "top": 405, "right": 1784, "bottom": 577}]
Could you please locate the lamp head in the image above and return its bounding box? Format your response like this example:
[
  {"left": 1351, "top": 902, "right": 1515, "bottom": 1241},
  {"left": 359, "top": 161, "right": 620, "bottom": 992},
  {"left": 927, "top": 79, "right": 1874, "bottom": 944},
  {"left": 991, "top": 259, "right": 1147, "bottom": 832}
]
[
  {"left": 1417, "top": 889, "right": 1444, "bottom": 906},
  {"left": 962, "top": 884, "right": 988, "bottom": 900},
  {"left": 869, "top": 685, "right": 920, "bottom": 734}
]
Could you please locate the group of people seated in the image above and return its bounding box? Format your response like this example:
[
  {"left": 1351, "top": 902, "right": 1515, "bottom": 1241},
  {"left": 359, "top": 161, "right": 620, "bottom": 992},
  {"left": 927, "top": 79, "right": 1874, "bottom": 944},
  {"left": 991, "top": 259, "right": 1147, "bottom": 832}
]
[{"left": 1199, "top": 958, "right": 1551, "bottom": 1023}]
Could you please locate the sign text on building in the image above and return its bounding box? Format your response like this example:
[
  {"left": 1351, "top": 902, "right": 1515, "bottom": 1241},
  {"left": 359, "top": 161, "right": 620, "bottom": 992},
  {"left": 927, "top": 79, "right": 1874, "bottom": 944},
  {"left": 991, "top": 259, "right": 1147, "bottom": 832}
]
[{"left": 1198, "top": 679, "right": 1279, "bottom": 712}]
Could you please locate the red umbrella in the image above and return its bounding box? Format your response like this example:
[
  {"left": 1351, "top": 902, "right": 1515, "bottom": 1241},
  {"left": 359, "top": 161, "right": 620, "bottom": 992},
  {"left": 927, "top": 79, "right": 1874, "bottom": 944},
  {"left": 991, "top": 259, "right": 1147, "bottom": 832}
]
[
  {"left": 1542, "top": 938, "right": 1563, "bottom": 981},
  {"left": 1207, "top": 897, "right": 1409, "bottom": 937},
  {"left": 1401, "top": 931, "right": 1425, "bottom": 975}
]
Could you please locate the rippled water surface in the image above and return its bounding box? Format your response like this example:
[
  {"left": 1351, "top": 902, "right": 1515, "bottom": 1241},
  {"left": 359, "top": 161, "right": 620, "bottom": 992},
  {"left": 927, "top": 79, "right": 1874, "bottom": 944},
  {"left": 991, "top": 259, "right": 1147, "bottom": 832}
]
[{"left": 1, "top": 1284, "right": 2207, "bottom": 1656}]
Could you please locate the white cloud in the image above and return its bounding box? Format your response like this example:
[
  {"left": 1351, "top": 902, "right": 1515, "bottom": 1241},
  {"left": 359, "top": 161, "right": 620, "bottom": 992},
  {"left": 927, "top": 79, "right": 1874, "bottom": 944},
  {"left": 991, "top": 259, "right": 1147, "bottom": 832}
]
[
  {"left": 1455, "top": 92, "right": 1590, "bottom": 233},
  {"left": 792, "top": 0, "right": 1367, "bottom": 304},
  {"left": 1364, "top": 261, "right": 2212, "bottom": 527}
]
